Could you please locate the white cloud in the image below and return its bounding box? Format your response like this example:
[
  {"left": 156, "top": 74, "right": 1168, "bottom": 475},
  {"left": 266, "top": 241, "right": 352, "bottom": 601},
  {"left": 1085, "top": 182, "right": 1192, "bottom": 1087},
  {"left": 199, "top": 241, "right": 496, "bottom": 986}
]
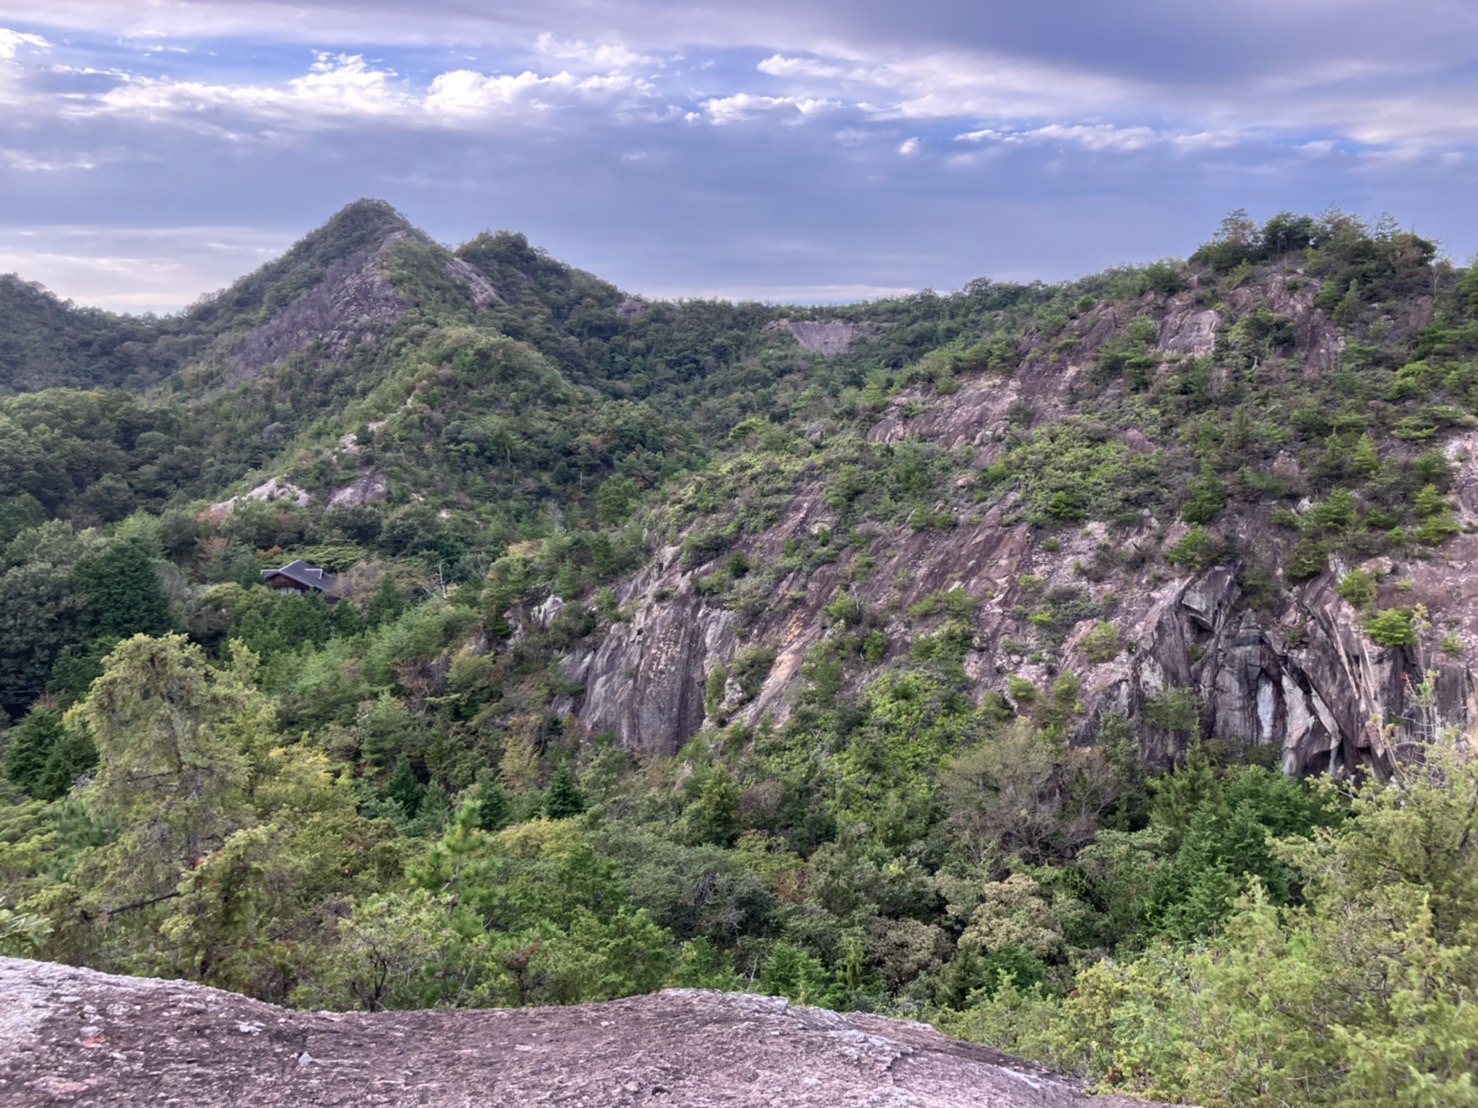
[
  {"left": 42, "top": 51, "right": 664, "bottom": 134},
  {"left": 0, "top": 28, "right": 49, "bottom": 58},
  {"left": 1, "top": 150, "right": 96, "bottom": 171},
  {"left": 897, "top": 136, "right": 920, "bottom": 156},
  {"left": 847, "top": 51, "right": 1140, "bottom": 124},
  {"left": 426, "top": 68, "right": 573, "bottom": 116},
  {"left": 1028, "top": 123, "right": 1158, "bottom": 152},
  {"left": 534, "top": 33, "right": 659, "bottom": 71},
  {"left": 954, "top": 122, "right": 1241, "bottom": 154},
  {"left": 697, "top": 92, "right": 842, "bottom": 125},
  {"left": 757, "top": 54, "right": 842, "bottom": 79},
  {"left": 94, "top": 54, "right": 415, "bottom": 124}
]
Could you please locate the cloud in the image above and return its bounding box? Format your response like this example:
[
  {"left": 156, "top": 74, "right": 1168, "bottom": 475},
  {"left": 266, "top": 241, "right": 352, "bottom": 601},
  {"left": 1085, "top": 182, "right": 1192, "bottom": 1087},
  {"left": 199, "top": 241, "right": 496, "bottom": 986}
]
[
  {"left": 534, "top": 33, "right": 661, "bottom": 71},
  {"left": 0, "top": 28, "right": 49, "bottom": 58},
  {"left": 955, "top": 122, "right": 1241, "bottom": 154},
  {"left": 425, "top": 67, "right": 660, "bottom": 120},
  {"left": 1, "top": 151, "right": 97, "bottom": 172},
  {"left": 757, "top": 54, "right": 843, "bottom": 79},
  {"left": 694, "top": 92, "right": 843, "bottom": 125},
  {"left": 3, "top": 1, "right": 1478, "bottom": 315},
  {"left": 92, "top": 54, "right": 416, "bottom": 125},
  {"left": 0, "top": 224, "right": 291, "bottom": 313},
  {"left": 47, "top": 51, "right": 666, "bottom": 134}
]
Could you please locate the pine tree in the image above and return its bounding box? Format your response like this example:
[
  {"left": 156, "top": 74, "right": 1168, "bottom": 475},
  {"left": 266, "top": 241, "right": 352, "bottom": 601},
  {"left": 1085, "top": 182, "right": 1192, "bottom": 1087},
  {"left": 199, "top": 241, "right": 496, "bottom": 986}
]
[
  {"left": 386, "top": 758, "right": 424, "bottom": 819},
  {"left": 544, "top": 766, "right": 586, "bottom": 820},
  {"left": 476, "top": 777, "right": 511, "bottom": 831},
  {"left": 73, "top": 539, "right": 173, "bottom": 641},
  {"left": 366, "top": 575, "right": 406, "bottom": 628},
  {"left": 68, "top": 633, "right": 260, "bottom": 902},
  {"left": 33, "top": 726, "right": 97, "bottom": 802}
]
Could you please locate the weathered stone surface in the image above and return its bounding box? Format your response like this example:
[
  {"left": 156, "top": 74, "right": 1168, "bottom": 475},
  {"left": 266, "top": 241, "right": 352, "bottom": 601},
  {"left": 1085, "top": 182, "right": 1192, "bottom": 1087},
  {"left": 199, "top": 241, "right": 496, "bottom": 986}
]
[
  {"left": 576, "top": 565, "right": 736, "bottom": 752},
  {"left": 443, "top": 255, "right": 503, "bottom": 307},
  {"left": 222, "top": 235, "right": 409, "bottom": 388},
  {"left": 784, "top": 320, "right": 875, "bottom": 355},
  {"left": 569, "top": 272, "right": 1474, "bottom": 773},
  {"left": 327, "top": 470, "right": 388, "bottom": 508},
  {"left": 0, "top": 958, "right": 1170, "bottom": 1107},
  {"left": 204, "top": 476, "right": 312, "bottom": 521},
  {"left": 1157, "top": 307, "right": 1219, "bottom": 356}
]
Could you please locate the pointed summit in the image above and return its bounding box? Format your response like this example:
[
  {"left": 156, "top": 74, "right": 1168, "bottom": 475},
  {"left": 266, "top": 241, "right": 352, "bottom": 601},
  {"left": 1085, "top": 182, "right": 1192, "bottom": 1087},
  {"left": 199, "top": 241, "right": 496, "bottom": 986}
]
[{"left": 183, "top": 199, "right": 415, "bottom": 333}]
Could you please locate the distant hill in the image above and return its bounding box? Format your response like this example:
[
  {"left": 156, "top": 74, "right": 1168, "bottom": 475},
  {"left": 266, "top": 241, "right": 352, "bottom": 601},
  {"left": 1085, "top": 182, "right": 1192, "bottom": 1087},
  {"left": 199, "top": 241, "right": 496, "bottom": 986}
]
[{"left": 0, "top": 274, "right": 173, "bottom": 393}]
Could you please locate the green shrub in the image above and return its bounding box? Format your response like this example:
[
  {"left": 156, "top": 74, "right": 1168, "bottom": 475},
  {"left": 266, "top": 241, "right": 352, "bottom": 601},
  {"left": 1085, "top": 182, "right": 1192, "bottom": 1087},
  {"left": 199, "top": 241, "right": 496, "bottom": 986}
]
[
  {"left": 1362, "top": 608, "right": 1418, "bottom": 648},
  {"left": 1081, "top": 621, "right": 1123, "bottom": 664},
  {"left": 731, "top": 646, "right": 777, "bottom": 699},
  {"left": 1285, "top": 536, "right": 1327, "bottom": 581},
  {"left": 1008, "top": 676, "right": 1038, "bottom": 704},
  {"left": 1334, "top": 569, "right": 1376, "bottom": 608},
  {"left": 704, "top": 664, "right": 727, "bottom": 717},
  {"left": 824, "top": 592, "right": 863, "bottom": 627},
  {"left": 1165, "top": 527, "right": 1223, "bottom": 572}
]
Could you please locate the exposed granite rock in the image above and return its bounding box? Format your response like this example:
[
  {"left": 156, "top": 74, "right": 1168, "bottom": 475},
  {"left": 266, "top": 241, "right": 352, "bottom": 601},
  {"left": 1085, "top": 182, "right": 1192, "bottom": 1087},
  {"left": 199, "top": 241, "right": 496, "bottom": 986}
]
[
  {"left": 222, "top": 235, "right": 409, "bottom": 388},
  {"left": 203, "top": 477, "right": 312, "bottom": 521},
  {"left": 443, "top": 255, "right": 504, "bottom": 307},
  {"left": 572, "top": 558, "right": 737, "bottom": 752},
  {"left": 782, "top": 320, "right": 876, "bottom": 355},
  {"left": 1157, "top": 307, "right": 1218, "bottom": 357},
  {"left": 570, "top": 272, "right": 1474, "bottom": 772},
  {"left": 327, "top": 470, "right": 389, "bottom": 509},
  {"left": 0, "top": 958, "right": 1169, "bottom": 1108}
]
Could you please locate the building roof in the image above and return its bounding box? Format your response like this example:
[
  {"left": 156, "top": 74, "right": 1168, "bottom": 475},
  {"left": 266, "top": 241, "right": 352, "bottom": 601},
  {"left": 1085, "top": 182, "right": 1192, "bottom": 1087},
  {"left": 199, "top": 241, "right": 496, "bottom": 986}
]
[{"left": 260, "top": 559, "right": 337, "bottom": 593}]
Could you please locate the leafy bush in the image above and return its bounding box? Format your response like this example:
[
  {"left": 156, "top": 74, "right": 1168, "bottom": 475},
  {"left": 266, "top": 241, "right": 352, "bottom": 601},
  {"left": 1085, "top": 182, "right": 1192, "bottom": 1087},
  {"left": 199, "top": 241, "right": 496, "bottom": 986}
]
[
  {"left": 1165, "top": 527, "right": 1224, "bottom": 572},
  {"left": 1081, "top": 621, "right": 1123, "bottom": 664},
  {"left": 1334, "top": 569, "right": 1376, "bottom": 608},
  {"left": 1362, "top": 608, "right": 1417, "bottom": 648}
]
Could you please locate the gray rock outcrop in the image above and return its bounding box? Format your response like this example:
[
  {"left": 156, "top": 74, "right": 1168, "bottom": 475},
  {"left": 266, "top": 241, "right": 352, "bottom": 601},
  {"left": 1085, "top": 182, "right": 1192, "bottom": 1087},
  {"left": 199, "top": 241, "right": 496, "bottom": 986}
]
[
  {"left": 0, "top": 957, "right": 1169, "bottom": 1107},
  {"left": 782, "top": 320, "right": 875, "bottom": 355},
  {"left": 568, "top": 273, "right": 1476, "bottom": 772}
]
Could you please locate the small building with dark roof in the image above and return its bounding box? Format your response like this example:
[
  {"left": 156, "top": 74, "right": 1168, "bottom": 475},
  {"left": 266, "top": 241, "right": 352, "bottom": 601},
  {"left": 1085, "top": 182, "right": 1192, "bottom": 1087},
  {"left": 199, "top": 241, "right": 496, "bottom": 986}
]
[{"left": 260, "top": 559, "right": 337, "bottom": 597}]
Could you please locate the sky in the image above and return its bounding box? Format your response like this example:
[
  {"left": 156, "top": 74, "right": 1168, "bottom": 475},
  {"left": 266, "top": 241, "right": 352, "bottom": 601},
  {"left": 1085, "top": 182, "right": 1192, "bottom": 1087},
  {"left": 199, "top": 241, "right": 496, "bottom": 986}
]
[{"left": 1, "top": 1, "right": 1476, "bottom": 313}]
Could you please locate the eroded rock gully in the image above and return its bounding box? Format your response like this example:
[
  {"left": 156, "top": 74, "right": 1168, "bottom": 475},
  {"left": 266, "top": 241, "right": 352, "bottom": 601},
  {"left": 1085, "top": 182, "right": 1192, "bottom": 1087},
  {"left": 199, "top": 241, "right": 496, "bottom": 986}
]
[{"left": 0, "top": 957, "right": 1168, "bottom": 1107}]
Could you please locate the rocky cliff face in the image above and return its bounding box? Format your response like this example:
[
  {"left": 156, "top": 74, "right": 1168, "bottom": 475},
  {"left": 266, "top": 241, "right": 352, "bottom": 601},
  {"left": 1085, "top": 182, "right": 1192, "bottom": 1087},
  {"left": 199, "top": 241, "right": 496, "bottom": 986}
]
[
  {"left": 202, "top": 229, "right": 501, "bottom": 391},
  {"left": 565, "top": 275, "right": 1475, "bottom": 775},
  {"left": 0, "top": 957, "right": 1168, "bottom": 1107}
]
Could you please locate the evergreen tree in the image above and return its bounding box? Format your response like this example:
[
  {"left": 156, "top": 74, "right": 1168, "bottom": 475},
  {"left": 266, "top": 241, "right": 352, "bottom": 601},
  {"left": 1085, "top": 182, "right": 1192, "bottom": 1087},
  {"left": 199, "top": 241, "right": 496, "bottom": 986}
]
[
  {"left": 33, "top": 727, "right": 97, "bottom": 802},
  {"left": 386, "top": 758, "right": 424, "bottom": 819},
  {"left": 73, "top": 539, "right": 173, "bottom": 641},
  {"left": 366, "top": 575, "right": 406, "bottom": 628},
  {"left": 2, "top": 707, "right": 67, "bottom": 797},
  {"left": 476, "top": 776, "right": 511, "bottom": 831},
  {"left": 0, "top": 561, "right": 80, "bottom": 716},
  {"left": 68, "top": 633, "right": 263, "bottom": 904},
  {"left": 544, "top": 766, "right": 586, "bottom": 820}
]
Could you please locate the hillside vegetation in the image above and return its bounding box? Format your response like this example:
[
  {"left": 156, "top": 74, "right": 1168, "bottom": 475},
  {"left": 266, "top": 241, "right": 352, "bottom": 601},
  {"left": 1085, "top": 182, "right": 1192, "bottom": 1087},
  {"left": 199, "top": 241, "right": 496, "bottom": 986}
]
[{"left": 1, "top": 203, "right": 1476, "bottom": 1106}]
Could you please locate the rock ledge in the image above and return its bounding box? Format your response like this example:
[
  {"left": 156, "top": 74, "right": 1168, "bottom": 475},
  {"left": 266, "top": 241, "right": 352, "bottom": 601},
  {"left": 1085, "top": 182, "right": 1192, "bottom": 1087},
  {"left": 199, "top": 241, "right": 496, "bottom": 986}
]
[{"left": 0, "top": 957, "right": 1169, "bottom": 1107}]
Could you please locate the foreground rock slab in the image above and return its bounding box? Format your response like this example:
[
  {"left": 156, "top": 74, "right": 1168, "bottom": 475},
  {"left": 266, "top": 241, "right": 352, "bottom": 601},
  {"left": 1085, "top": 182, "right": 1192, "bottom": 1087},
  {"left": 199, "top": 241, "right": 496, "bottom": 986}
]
[{"left": 0, "top": 957, "right": 1168, "bottom": 1107}]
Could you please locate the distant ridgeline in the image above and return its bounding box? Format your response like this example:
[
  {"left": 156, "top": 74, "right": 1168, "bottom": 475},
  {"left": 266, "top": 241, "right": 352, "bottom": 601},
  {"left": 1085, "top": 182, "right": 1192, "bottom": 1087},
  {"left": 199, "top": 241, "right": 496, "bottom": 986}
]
[{"left": 1, "top": 203, "right": 1475, "bottom": 1107}]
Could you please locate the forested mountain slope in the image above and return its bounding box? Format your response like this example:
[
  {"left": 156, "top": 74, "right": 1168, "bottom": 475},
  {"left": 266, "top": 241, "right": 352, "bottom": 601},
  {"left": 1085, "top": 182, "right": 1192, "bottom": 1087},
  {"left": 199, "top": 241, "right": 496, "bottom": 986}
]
[{"left": 1, "top": 205, "right": 1475, "bottom": 1107}]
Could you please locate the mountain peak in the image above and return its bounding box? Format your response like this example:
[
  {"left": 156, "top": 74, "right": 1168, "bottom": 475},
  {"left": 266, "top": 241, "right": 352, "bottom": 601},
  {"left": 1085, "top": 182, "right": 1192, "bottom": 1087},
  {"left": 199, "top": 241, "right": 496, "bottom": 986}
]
[{"left": 316, "top": 197, "right": 415, "bottom": 243}]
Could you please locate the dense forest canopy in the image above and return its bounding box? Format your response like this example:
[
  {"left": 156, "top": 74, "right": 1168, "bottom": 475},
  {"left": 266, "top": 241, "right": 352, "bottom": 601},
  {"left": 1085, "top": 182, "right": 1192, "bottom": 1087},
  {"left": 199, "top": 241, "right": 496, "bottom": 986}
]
[{"left": 1, "top": 203, "right": 1476, "bottom": 1106}]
